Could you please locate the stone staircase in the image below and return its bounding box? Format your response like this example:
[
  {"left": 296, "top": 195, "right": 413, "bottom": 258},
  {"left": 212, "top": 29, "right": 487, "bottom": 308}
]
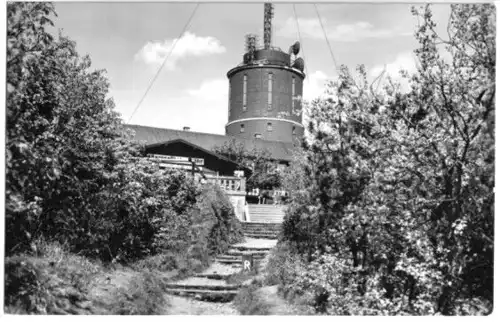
[
  {"left": 241, "top": 222, "right": 282, "bottom": 239},
  {"left": 163, "top": 238, "right": 277, "bottom": 303},
  {"left": 246, "top": 204, "right": 286, "bottom": 223}
]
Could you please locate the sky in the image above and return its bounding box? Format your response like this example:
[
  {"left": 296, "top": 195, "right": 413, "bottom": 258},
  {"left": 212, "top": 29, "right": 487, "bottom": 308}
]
[{"left": 50, "top": 2, "right": 452, "bottom": 135}]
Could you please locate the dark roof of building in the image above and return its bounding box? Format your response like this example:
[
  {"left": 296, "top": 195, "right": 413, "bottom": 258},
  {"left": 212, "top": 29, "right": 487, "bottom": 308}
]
[
  {"left": 125, "top": 124, "right": 298, "bottom": 162},
  {"left": 147, "top": 138, "right": 249, "bottom": 169}
]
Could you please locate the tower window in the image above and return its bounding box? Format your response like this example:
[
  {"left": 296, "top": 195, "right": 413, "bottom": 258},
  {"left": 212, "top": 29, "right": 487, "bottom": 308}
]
[
  {"left": 268, "top": 73, "right": 273, "bottom": 110},
  {"left": 243, "top": 74, "right": 247, "bottom": 111},
  {"left": 228, "top": 81, "right": 232, "bottom": 114},
  {"left": 240, "top": 124, "right": 245, "bottom": 133},
  {"left": 267, "top": 122, "right": 273, "bottom": 132},
  {"left": 292, "top": 77, "right": 296, "bottom": 110},
  {"left": 292, "top": 126, "right": 296, "bottom": 135},
  {"left": 254, "top": 133, "right": 262, "bottom": 139}
]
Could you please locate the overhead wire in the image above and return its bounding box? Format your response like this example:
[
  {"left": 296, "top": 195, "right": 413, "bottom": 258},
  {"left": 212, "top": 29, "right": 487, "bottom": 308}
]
[
  {"left": 292, "top": 3, "right": 309, "bottom": 86},
  {"left": 313, "top": 3, "right": 339, "bottom": 74},
  {"left": 128, "top": 3, "right": 200, "bottom": 123}
]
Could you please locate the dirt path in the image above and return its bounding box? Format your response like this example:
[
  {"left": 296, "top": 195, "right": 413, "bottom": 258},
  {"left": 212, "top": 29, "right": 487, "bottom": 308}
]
[{"left": 164, "top": 295, "right": 239, "bottom": 315}]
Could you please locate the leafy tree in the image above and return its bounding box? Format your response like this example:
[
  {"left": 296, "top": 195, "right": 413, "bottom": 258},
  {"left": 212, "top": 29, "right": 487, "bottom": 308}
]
[
  {"left": 213, "top": 138, "right": 281, "bottom": 191},
  {"left": 281, "top": 3, "right": 494, "bottom": 315},
  {"left": 6, "top": 2, "right": 132, "bottom": 254}
]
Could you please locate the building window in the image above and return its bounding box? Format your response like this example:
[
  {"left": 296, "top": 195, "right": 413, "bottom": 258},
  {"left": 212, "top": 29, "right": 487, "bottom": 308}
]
[
  {"left": 292, "top": 77, "right": 296, "bottom": 110},
  {"left": 292, "top": 126, "right": 296, "bottom": 135},
  {"left": 240, "top": 124, "right": 245, "bottom": 133},
  {"left": 243, "top": 74, "right": 247, "bottom": 111},
  {"left": 254, "top": 133, "right": 262, "bottom": 139},
  {"left": 267, "top": 122, "right": 273, "bottom": 132},
  {"left": 228, "top": 81, "right": 232, "bottom": 114},
  {"left": 267, "top": 73, "right": 273, "bottom": 110}
]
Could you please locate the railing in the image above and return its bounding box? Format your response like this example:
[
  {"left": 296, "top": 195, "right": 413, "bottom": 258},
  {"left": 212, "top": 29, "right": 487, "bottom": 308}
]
[{"left": 206, "top": 175, "right": 246, "bottom": 192}]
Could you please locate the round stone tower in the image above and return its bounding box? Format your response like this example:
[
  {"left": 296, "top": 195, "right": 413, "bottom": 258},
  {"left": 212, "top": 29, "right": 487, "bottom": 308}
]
[{"left": 225, "top": 3, "right": 305, "bottom": 143}]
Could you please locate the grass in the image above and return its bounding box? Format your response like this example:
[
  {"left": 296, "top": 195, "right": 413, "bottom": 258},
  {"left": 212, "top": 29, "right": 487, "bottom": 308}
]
[
  {"left": 108, "top": 270, "right": 169, "bottom": 315},
  {"left": 233, "top": 284, "right": 272, "bottom": 315},
  {"left": 132, "top": 251, "right": 212, "bottom": 281},
  {"left": 4, "top": 240, "right": 170, "bottom": 315}
]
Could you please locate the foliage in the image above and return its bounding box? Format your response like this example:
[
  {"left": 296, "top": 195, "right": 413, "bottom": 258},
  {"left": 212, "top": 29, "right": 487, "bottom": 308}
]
[
  {"left": 110, "top": 271, "right": 168, "bottom": 315},
  {"left": 213, "top": 138, "right": 281, "bottom": 190},
  {"left": 263, "top": 243, "right": 304, "bottom": 288},
  {"left": 197, "top": 184, "right": 245, "bottom": 254},
  {"left": 6, "top": 1, "right": 133, "bottom": 255},
  {"left": 233, "top": 284, "right": 272, "bottom": 315},
  {"left": 4, "top": 241, "right": 170, "bottom": 315},
  {"left": 280, "top": 4, "right": 494, "bottom": 315},
  {"left": 4, "top": 241, "right": 101, "bottom": 314},
  {"left": 94, "top": 164, "right": 202, "bottom": 262}
]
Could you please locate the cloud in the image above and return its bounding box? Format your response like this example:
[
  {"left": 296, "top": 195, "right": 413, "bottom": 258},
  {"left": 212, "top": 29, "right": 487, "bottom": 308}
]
[
  {"left": 134, "top": 32, "right": 226, "bottom": 70},
  {"left": 370, "top": 52, "right": 418, "bottom": 79},
  {"left": 186, "top": 79, "right": 228, "bottom": 101},
  {"left": 303, "top": 70, "right": 332, "bottom": 101},
  {"left": 276, "top": 17, "right": 406, "bottom": 42}
]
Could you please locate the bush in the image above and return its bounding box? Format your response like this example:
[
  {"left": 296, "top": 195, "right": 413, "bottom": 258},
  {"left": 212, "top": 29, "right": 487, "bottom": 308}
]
[
  {"left": 132, "top": 182, "right": 243, "bottom": 278},
  {"left": 109, "top": 271, "right": 168, "bottom": 315},
  {"left": 197, "top": 184, "right": 244, "bottom": 255},
  {"left": 4, "top": 241, "right": 171, "bottom": 315},
  {"left": 4, "top": 241, "right": 101, "bottom": 314},
  {"left": 233, "top": 284, "right": 272, "bottom": 315},
  {"left": 264, "top": 243, "right": 302, "bottom": 288}
]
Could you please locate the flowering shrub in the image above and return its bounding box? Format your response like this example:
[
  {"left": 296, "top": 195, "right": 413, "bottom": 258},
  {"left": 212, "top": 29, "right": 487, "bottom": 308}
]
[{"left": 277, "top": 3, "right": 494, "bottom": 315}]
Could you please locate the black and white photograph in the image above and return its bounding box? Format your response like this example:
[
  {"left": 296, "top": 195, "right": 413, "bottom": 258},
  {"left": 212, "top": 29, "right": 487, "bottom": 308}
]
[{"left": 2, "top": 0, "right": 496, "bottom": 317}]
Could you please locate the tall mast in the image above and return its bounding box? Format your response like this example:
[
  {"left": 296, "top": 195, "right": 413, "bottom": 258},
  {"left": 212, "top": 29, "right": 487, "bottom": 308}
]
[{"left": 263, "top": 3, "right": 274, "bottom": 49}]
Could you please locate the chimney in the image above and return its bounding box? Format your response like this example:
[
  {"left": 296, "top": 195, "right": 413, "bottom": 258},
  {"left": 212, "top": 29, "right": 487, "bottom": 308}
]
[{"left": 183, "top": 126, "right": 191, "bottom": 131}]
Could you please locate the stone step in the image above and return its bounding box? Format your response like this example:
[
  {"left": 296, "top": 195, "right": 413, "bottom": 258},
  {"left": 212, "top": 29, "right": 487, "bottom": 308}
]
[
  {"left": 242, "top": 224, "right": 281, "bottom": 228},
  {"left": 216, "top": 255, "right": 266, "bottom": 262},
  {"left": 164, "top": 288, "right": 237, "bottom": 303},
  {"left": 215, "top": 258, "right": 241, "bottom": 264},
  {"left": 248, "top": 219, "right": 283, "bottom": 224},
  {"left": 242, "top": 233, "right": 279, "bottom": 239},
  {"left": 226, "top": 249, "right": 268, "bottom": 257},
  {"left": 242, "top": 222, "right": 282, "bottom": 225},
  {"left": 248, "top": 212, "right": 285, "bottom": 215},
  {"left": 244, "top": 233, "right": 278, "bottom": 239},
  {"left": 248, "top": 212, "right": 284, "bottom": 216},
  {"left": 247, "top": 206, "right": 286, "bottom": 210},
  {"left": 243, "top": 229, "right": 279, "bottom": 234},
  {"left": 247, "top": 211, "right": 285, "bottom": 215},
  {"left": 242, "top": 229, "right": 280, "bottom": 233},
  {"left": 247, "top": 210, "right": 285, "bottom": 213},
  {"left": 215, "top": 257, "right": 266, "bottom": 265},
  {"left": 242, "top": 228, "right": 281, "bottom": 232},
  {"left": 242, "top": 229, "right": 281, "bottom": 232},
  {"left": 215, "top": 255, "right": 240, "bottom": 261},
  {"left": 164, "top": 282, "right": 240, "bottom": 291},
  {"left": 231, "top": 245, "right": 272, "bottom": 252},
  {"left": 194, "top": 273, "right": 232, "bottom": 280},
  {"left": 242, "top": 223, "right": 281, "bottom": 227},
  {"left": 242, "top": 229, "right": 280, "bottom": 234}
]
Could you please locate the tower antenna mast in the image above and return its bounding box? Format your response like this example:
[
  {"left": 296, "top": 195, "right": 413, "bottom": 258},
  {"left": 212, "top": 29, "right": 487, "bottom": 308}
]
[{"left": 263, "top": 3, "right": 274, "bottom": 49}]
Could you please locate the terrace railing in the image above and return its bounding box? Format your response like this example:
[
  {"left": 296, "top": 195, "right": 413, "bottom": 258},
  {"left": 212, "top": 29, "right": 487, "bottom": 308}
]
[{"left": 206, "top": 175, "right": 246, "bottom": 193}]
